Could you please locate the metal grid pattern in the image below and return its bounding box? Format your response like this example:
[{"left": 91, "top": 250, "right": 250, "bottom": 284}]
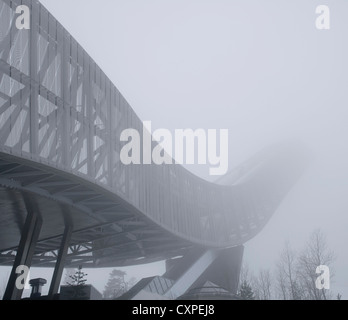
[{"left": 0, "top": 0, "right": 307, "bottom": 267}]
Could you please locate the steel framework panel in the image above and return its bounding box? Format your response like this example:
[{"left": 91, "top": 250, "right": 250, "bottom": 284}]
[{"left": 0, "top": 0, "right": 308, "bottom": 268}]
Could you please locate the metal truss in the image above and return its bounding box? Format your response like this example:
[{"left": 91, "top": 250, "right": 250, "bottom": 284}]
[{"left": 0, "top": 0, "right": 307, "bottom": 272}]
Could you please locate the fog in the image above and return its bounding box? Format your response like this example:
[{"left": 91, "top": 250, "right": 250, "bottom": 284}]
[{"left": 2, "top": 0, "right": 347, "bottom": 298}]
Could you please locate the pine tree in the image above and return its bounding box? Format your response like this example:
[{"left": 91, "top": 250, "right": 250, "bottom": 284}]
[
  {"left": 239, "top": 280, "right": 255, "bottom": 300},
  {"left": 67, "top": 265, "right": 88, "bottom": 286}
]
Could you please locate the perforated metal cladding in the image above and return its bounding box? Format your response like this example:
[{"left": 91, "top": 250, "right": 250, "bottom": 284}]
[{"left": 0, "top": 0, "right": 303, "bottom": 248}]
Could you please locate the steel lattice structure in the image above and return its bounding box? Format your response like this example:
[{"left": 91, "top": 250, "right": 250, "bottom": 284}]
[{"left": 0, "top": 0, "right": 307, "bottom": 270}]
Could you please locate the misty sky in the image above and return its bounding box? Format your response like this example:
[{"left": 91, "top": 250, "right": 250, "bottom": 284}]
[{"left": 2, "top": 0, "right": 348, "bottom": 298}]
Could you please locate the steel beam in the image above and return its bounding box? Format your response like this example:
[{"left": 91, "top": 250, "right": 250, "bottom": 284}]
[
  {"left": 3, "top": 194, "right": 42, "bottom": 300},
  {"left": 48, "top": 223, "right": 73, "bottom": 298}
]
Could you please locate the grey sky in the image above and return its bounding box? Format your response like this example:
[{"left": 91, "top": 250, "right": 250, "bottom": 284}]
[{"left": 2, "top": 0, "right": 347, "bottom": 298}]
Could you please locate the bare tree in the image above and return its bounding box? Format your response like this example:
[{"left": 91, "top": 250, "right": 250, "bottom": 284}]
[
  {"left": 239, "top": 230, "right": 336, "bottom": 300},
  {"left": 239, "top": 263, "right": 252, "bottom": 287},
  {"left": 253, "top": 269, "right": 273, "bottom": 300},
  {"left": 275, "top": 263, "right": 288, "bottom": 300},
  {"left": 275, "top": 242, "right": 303, "bottom": 300},
  {"left": 297, "top": 229, "right": 335, "bottom": 300}
]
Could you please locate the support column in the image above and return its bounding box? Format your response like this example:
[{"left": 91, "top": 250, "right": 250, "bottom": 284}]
[
  {"left": 48, "top": 223, "right": 73, "bottom": 299},
  {"left": 3, "top": 194, "right": 42, "bottom": 300},
  {"left": 29, "top": 0, "right": 39, "bottom": 158},
  {"left": 163, "top": 245, "right": 244, "bottom": 299}
]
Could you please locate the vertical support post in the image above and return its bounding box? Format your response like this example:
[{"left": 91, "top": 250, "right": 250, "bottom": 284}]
[
  {"left": 107, "top": 79, "right": 112, "bottom": 188},
  {"left": 29, "top": 0, "right": 39, "bottom": 158},
  {"left": 87, "top": 58, "right": 95, "bottom": 177},
  {"left": 60, "top": 26, "right": 70, "bottom": 169},
  {"left": 48, "top": 223, "right": 73, "bottom": 299},
  {"left": 3, "top": 194, "right": 42, "bottom": 300}
]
